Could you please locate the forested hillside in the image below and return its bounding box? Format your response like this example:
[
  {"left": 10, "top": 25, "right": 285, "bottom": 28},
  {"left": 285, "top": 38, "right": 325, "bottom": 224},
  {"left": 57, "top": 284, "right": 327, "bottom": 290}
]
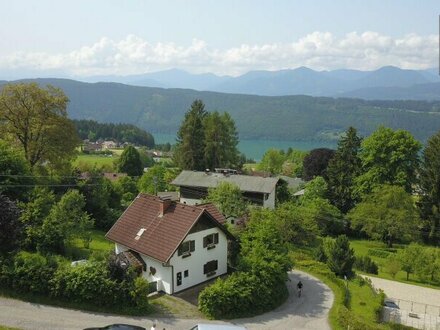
[
  {"left": 2, "top": 78, "right": 440, "bottom": 142},
  {"left": 73, "top": 119, "right": 155, "bottom": 147}
]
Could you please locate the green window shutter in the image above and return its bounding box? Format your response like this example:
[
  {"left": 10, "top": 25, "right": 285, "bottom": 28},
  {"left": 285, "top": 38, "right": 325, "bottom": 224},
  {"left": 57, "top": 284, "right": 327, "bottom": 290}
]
[
  {"left": 190, "top": 240, "right": 195, "bottom": 252},
  {"left": 214, "top": 233, "right": 219, "bottom": 244},
  {"left": 178, "top": 245, "right": 182, "bottom": 256},
  {"left": 203, "top": 236, "right": 208, "bottom": 248}
]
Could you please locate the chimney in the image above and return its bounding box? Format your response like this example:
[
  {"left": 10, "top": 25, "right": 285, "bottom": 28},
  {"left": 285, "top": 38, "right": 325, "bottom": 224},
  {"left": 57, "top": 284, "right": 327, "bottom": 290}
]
[{"left": 158, "top": 195, "right": 172, "bottom": 217}]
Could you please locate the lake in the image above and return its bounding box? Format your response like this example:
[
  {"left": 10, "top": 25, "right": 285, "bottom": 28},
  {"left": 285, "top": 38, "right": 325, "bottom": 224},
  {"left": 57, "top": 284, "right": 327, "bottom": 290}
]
[{"left": 153, "top": 133, "right": 337, "bottom": 161}]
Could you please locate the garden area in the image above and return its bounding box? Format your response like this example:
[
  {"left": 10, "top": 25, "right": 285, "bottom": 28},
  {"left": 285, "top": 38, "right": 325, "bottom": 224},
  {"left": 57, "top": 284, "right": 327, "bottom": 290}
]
[{"left": 350, "top": 240, "right": 440, "bottom": 289}]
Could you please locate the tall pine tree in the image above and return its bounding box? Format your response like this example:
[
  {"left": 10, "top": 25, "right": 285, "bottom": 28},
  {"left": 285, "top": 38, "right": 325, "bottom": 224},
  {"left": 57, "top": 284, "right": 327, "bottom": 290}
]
[
  {"left": 326, "top": 127, "right": 362, "bottom": 213},
  {"left": 419, "top": 130, "right": 440, "bottom": 244},
  {"left": 175, "top": 100, "right": 207, "bottom": 170}
]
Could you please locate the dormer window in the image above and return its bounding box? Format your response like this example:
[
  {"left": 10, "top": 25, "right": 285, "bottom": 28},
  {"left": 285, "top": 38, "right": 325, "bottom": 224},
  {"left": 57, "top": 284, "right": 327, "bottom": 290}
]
[
  {"left": 178, "top": 240, "right": 195, "bottom": 258},
  {"left": 135, "top": 228, "right": 146, "bottom": 240},
  {"left": 203, "top": 233, "right": 219, "bottom": 249}
]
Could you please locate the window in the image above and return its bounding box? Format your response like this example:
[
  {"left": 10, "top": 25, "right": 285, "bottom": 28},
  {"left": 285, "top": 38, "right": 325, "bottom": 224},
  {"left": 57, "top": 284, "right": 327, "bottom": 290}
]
[
  {"left": 203, "top": 260, "right": 218, "bottom": 276},
  {"left": 184, "top": 270, "right": 189, "bottom": 277},
  {"left": 177, "top": 240, "right": 195, "bottom": 257},
  {"left": 203, "top": 233, "right": 219, "bottom": 249}
]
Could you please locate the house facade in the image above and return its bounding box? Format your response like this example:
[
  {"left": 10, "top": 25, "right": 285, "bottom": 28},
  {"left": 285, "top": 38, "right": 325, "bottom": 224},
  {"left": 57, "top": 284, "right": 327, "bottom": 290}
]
[
  {"left": 106, "top": 194, "right": 231, "bottom": 294},
  {"left": 171, "top": 170, "right": 279, "bottom": 209}
]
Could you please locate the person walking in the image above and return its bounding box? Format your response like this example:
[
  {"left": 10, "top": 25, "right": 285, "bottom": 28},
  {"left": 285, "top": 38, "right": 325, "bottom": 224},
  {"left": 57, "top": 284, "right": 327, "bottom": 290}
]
[{"left": 297, "top": 280, "right": 303, "bottom": 297}]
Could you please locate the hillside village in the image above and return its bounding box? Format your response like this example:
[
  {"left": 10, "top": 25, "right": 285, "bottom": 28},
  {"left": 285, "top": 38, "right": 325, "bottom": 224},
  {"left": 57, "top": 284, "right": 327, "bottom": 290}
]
[{"left": 0, "top": 82, "right": 439, "bottom": 330}]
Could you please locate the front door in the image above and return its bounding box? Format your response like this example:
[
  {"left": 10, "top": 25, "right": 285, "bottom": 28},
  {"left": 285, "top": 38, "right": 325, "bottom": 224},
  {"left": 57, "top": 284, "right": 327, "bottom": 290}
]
[{"left": 176, "top": 271, "right": 182, "bottom": 286}]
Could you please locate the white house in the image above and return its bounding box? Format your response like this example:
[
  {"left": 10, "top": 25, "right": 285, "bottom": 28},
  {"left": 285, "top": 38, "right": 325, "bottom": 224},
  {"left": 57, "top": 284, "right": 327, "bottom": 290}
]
[
  {"left": 171, "top": 170, "right": 279, "bottom": 209},
  {"left": 106, "top": 193, "right": 233, "bottom": 294}
]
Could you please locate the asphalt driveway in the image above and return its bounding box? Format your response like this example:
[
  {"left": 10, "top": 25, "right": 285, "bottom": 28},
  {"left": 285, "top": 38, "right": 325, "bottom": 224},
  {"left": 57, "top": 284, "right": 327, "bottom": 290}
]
[{"left": 0, "top": 270, "right": 333, "bottom": 330}]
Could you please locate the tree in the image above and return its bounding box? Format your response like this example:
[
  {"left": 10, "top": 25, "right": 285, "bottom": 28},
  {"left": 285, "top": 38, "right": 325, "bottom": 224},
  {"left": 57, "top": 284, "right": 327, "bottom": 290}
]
[
  {"left": 204, "top": 112, "right": 240, "bottom": 170},
  {"left": 326, "top": 235, "right": 355, "bottom": 277},
  {"left": 37, "top": 190, "right": 93, "bottom": 253},
  {"left": 205, "top": 182, "right": 247, "bottom": 219},
  {"left": 302, "top": 148, "right": 335, "bottom": 181},
  {"left": 0, "top": 194, "right": 22, "bottom": 254},
  {"left": 19, "top": 187, "right": 56, "bottom": 250},
  {"left": 326, "top": 127, "right": 362, "bottom": 213},
  {"left": 138, "top": 164, "right": 166, "bottom": 195},
  {"left": 114, "top": 176, "right": 139, "bottom": 208},
  {"left": 415, "top": 247, "right": 440, "bottom": 282},
  {"left": 282, "top": 149, "right": 308, "bottom": 177},
  {"left": 79, "top": 171, "right": 121, "bottom": 230},
  {"left": 397, "top": 244, "right": 423, "bottom": 281},
  {"left": 385, "top": 255, "right": 401, "bottom": 279},
  {"left": 174, "top": 100, "right": 207, "bottom": 170},
  {"left": 274, "top": 202, "right": 319, "bottom": 246},
  {"left": 348, "top": 185, "right": 419, "bottom": 247},
  {"left": 116, "top": 146, "right": 143, "bottom": 176},
  {"left": 419, "top": 130, "right": 440, "bottom": 244},
  {"left": 0, "top": 83, "right": 80, "bottom": 169},
  {"left": 355, "top": 126, "right": 421, "bottom": 196},
  {"left": 257, "top": 149, "right": 285, "bottom": 174},
  {"left": 0, "top": 141, "right": 33, "bottom": 201}
]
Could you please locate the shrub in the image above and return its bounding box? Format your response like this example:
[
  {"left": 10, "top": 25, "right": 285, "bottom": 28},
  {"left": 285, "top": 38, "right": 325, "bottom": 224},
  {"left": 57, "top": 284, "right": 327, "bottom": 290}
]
[
  {"left": 326, "top": 235, "right": 355, "bottom": 278},
  {"left": 130, "top": 277, "right": 150, "bottom": 311},
  {"left": 2, "top": 252, "right": 59, "bottom": 294},
  {"left": 198, "top": 271, "right": 287, "bottom": 319},
  {"left": 354, "top": 256, "right": 379, "bottom": 274},
  {"left": 50, "top": 260, "right": 132, "bottom": 306}
]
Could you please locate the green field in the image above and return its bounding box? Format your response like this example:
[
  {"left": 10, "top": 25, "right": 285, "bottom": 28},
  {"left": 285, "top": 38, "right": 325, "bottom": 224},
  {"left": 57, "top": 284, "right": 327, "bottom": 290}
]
[
  {"left": 74, "top": 154, "right": 118, "bottom": 170},
  {"left": 350, "top": 239, "right": 440, "bottom": 289}
]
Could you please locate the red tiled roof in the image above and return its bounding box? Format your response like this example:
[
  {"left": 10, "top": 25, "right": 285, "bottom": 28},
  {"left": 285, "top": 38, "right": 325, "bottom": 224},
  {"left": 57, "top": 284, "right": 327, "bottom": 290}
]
[
  {"left": 105, "top": 194, "right": 228, "bottom": 263},
  {"left": 197, "top": 203, "right": 227, "bottom": 225}
]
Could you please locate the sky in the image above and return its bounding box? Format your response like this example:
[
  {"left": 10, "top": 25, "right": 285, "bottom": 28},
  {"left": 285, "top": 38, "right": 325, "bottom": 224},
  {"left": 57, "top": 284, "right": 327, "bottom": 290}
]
[{"left": 0, "top": 0, "right": 439, "bottom": 77}]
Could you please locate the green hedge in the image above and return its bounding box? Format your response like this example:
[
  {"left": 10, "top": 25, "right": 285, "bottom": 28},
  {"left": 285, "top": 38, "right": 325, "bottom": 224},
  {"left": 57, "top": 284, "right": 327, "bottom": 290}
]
[
  {"left": 367, "top": 249, "right": 392, "bottom": 258},
  {"left": 198, "top": 271, "right": 287, "bottom": 319}
]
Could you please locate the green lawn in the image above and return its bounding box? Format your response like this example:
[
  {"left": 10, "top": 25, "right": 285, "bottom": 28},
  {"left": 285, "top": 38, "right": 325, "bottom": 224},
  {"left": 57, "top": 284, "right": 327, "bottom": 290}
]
[
  {"left": 74, "top": 154, "right": 118, "bottom": 170},
  {"left": 350, "top": 239, "right": 440, "bottom": 289},
  {"left": 67, "top": 229, "right": 114, "bottom": 260},
  {"left": 0, "top": 326, "right": 21, "bottom": 330}
]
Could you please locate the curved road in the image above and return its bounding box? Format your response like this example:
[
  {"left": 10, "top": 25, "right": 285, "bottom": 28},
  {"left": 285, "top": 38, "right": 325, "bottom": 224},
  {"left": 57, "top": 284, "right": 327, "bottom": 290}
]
[{"left": 0, "top": 270, "right": 333, "bottom": 330}]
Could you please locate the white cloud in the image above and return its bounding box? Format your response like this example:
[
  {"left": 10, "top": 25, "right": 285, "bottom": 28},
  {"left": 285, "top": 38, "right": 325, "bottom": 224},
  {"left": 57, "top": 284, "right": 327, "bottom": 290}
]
[{"left": 0, "top": 32, "right": 438, "bottom": 77}]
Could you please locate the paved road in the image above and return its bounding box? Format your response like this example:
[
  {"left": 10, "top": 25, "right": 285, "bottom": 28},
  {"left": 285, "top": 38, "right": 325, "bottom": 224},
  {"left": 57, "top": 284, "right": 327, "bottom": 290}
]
[
  {"left": 0, "top": 270, "right": 333, "bottom": 330},
  {"left": 364, "top": 276, "right": 440, "bottom": 329}
]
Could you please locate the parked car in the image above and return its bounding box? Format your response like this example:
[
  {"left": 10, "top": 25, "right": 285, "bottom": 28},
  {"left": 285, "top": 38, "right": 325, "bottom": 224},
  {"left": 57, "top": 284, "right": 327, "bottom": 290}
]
[
  {"left": 190, "top": 324, "right": 247, "bottom": 330},
  {"left": 384, "top": 299, "right": 400, "bottom": 309},
  {"left": 84, "top": 324, "right": 145, "bottom": 330}
]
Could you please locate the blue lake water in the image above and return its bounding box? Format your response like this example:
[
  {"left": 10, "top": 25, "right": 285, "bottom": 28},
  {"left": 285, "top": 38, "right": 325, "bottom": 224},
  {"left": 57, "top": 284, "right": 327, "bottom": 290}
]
[{"left": 153, "top": 133, "right": 336, "bottom": 161}]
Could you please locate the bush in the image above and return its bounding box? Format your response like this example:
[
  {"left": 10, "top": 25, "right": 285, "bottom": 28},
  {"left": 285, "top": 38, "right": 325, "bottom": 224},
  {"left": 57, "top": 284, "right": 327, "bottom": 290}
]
[
  {"left": 50, "top": 260, "right": 132, "bottom": 306},
  {"left": 198, "top": 271, "right": 287, "bottom": 319},
  {"left": 130, "top": 277, "right": 150, "bottom": 311},
  {"left": 1, "top": 252, "right": 59, "bottom": 294},
  {"left": 354, "top": 256, "right": 379, "bottom": 274}
]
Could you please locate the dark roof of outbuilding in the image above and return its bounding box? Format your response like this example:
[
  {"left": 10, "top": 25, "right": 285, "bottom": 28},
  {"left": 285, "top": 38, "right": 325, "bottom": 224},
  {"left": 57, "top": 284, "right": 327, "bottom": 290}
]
[
  {"left": 171, "top": 171, "right": 279, "bottom": 194},
  {"left": 105, "top": 193, "right": 229, "bottom": 263}
]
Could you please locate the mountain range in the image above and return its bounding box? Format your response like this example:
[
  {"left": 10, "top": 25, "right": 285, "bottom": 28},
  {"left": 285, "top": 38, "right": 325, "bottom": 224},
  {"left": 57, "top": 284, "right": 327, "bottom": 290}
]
[
  {"left": 77, "top": 66, "right": 440, "bottom": 100},
  {"left": 1, "top": 78, "right": 439, "bottom": 144}
]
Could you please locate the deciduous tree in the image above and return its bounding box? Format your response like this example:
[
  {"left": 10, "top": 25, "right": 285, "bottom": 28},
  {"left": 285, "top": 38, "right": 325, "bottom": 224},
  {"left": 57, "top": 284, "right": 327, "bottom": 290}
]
[
  {"left": 355, "top": 126, "right": 421, "bottom": 196},
  {"left": 0, "top": 83, "right": 80, "bottom": 169},
  {"left": 205, "top": 181, "right": 247, "bottom": 219},
  {"left": 348, "top": 185, "right": 419, "bottom": 247},
  {"left": 302, "top": 148, "right": 335, "bottom": 181}
]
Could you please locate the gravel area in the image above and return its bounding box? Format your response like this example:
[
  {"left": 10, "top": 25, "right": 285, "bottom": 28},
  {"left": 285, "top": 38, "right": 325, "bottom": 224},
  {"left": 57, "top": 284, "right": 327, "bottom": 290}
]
[{"left": 0, "top": 270, "right": 333, "bottom": 330}]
